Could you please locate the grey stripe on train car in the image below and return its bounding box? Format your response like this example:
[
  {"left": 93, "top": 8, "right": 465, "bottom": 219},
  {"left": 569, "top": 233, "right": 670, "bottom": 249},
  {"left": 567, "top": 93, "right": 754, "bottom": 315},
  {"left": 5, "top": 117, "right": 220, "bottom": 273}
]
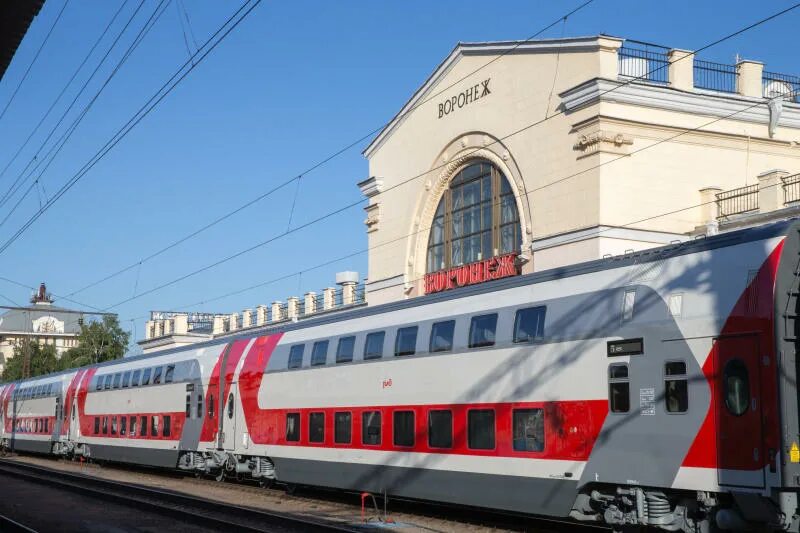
[
  {"left": 178, "top": 359, "right": 204, "bottom": 452},
  {"left": 10, "top": 440, "right": 51, "bottom": 454},
  {"left": 87, "top": 444, "right": 179, "bottom": 468}
]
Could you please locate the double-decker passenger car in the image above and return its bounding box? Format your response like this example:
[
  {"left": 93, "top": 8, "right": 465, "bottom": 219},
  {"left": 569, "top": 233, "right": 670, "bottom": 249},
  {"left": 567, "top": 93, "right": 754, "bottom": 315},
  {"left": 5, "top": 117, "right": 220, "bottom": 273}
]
[{"left": 4, "top": 218, "right": 800, "bottom": 532}]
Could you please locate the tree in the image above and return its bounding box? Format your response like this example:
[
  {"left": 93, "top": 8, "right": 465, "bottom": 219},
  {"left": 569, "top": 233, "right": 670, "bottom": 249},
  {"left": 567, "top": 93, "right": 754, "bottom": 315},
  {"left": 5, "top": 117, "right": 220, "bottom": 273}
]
[
  {"left": 2, "top": 341, "right": 58, "bottom": 381},
  {"left": 59, "top": 315, "right": 130, "bottom": 370}
]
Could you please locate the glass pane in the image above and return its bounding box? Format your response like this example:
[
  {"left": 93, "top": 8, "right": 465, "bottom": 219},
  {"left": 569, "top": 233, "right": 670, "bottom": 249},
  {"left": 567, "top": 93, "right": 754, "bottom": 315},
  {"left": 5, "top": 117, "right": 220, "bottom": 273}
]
[
  {"left": 501, "top": 194, "right": 517, "bottom": 224},
  {"left": 469, "top": 314, "right": 498, "bottom": 348},
  {"left": 724, "top": 359, "right": 749, "bottom": 416},
  {"left": 610, "top": 382, "right": 630, "bottom": 412},
  {"left": 609, "top": 364, "right": 628, "bottom": 379},
  {"left": 451, "top": 238, "right": 463, "bottom": 266},
  {"left": 394, "top": 326, "right": 418, "bottom": 356},
  {"left": 429, "top": 320, "right": 455, "bottom": 353},
  {"left": 513, "top": 409, "right": 545, "bottom": 452},
  {"left": 452, "top": 210, "right": 463, "bottom": 238},
  {"left": 288, "top": 344, "right": 304, "bottom": 369},
  {"left": 666, "top": 379, "right": 688, "bottom": 413},
  {"left": 482, "top": 202, "right": 492, "bottom": 232},
  {"left": 481, "top": 175, "right": 491, "bottom": 202},
  {"left": 428, "top": 410, "right": 453, "bottom": 448},
  {"left": 431, "top": 215, "right": 444, "bottom": 244},
  {"left": 468, "top": 409, "right": 495, "bottom": 450},
  {"left": 393, "top": 411, "right": 415, "bottom": 447},
  {"left": 309, "top": 412, "right": 325, "bottom": 443},
  {"left": 665, "top": 361, "right": 686, "bottom": 376},
  {"left": 362, "top": 411, "right": 381, "bottom": 445},
  {"left": 334, "top": 412, "right": 352, "bottom": 444},
  {"left": 286, "top": 413, "right": 300, "bottom": 441},
  {"left": 501, "top": 224, "right": 516, "bottom": 254},
  {"left": 311, "top": 340, "right": 329, "bottom": 366},
  {"left": 482, "top": 231, "right": 492, "bottom": 260},
  {"left": 463, "top": 180, "right": 479, "bottom": 207},
  {"left": 514, "top": 307, "right": 547, "bottom": 343},
  {"left": 336, "top": 336, "right": 356, "bottom": 363},
  {"left": 364, "top": 332, "right": 385, "bottom": 359}
]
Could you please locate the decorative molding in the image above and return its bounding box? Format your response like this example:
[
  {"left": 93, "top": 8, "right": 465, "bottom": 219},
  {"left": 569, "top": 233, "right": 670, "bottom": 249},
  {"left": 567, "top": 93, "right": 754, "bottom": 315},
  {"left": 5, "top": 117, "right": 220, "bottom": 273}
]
[
  {"left": 364, "top": 203, "right": 380, "bottom": 233},
  {"left": 532, "top": 225, "right": 688, "bottom": 252},
  {"left": 573, "top": 130, "right": 633, "bottom": 157},
  {"left": 560, "top": 78, "right": 800, "bottom": 131},
  {"left": 357, "top": 176, "right": 384, "bottom": 198}
]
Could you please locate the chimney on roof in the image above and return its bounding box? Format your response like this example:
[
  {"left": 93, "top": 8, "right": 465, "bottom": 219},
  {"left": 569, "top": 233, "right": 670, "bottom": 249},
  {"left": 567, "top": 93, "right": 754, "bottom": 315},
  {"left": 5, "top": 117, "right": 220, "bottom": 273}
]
[{"left": 31, "top": 282, "right": 53, "bottom": 305}]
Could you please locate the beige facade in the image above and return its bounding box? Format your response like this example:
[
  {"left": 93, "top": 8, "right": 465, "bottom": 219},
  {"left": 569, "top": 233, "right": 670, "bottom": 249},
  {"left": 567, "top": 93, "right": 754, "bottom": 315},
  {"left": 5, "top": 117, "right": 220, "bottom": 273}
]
[{"left": 360, "top": 36, "right": 800, "bottom": 305}]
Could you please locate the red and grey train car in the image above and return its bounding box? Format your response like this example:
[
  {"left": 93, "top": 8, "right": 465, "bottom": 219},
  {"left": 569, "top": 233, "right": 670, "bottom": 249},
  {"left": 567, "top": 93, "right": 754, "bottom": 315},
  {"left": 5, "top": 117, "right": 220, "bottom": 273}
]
[{"left": 3, "top": 219, "right": 800, "bottom": 531}]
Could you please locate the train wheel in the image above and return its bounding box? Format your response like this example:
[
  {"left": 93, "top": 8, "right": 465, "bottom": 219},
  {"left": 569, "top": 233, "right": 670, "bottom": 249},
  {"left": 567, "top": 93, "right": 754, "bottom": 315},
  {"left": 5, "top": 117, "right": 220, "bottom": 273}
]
[
  {"left": 215, "top": 470, "right": 225, "bottom": 482},
  {"left": 259, "top": 479, "right": 273, "bottom": 489}
]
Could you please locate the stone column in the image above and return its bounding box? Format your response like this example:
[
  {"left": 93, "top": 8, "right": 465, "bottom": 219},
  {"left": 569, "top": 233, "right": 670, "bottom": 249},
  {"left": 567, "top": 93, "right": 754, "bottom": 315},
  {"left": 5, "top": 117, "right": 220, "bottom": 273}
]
[
  {"left": 737, "top": 60, "right": 763, "bottom": 98},
  {"left": 212, "top": 315, "right": 225, "bottom": 335},
  {"left": 667, "top": 49, "right": 694, "bottom": 91},
  {"left": 322, "top": 287, "right": 336, "bottom": 310},
  {"left": 153, "top": 321, "right": 163, "bottom": 338},
  {"left": 242, "top": 309, "right": 252, "bottom": 328},
  {"left": 287, "top": 297, "right": 299, "bottom": 319},
  {"left": 271, "top": 302, "right": 283, "bottom": 322},
  {"left": 304, "top": 292, "right": 317, "bottom": 315},
  {"left": 698, "top": 186, "right": 722, "bottom": 233},
  {"left": 229, "top": 313, "right": 239, "bottom": 331},
  {"left": 757, "top": 169, "right": 790, "bottom": 213},
  {"left": 163, "top": 319, "right": 173, "bottom": 336},
  {"left": 336, "top": 271, "right": 359, "bottom": 306},
  {"left": 256, "top": 305, "right": 267, "bottom": 326},
  {"left": 173, "top": 314, "right": 188, "bottom": 335},
  {"left": 597, "top": 35, "right": 623, "bottom": 79},
  {"left": 145, "top": 320, "right": 154, "bottom": 340}
]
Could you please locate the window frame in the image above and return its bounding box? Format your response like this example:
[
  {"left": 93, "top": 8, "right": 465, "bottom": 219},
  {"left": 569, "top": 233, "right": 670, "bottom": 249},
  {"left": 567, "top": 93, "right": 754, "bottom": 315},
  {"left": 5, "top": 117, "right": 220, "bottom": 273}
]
[
  {"left": 364, "top": 331, "right": 385, "bottom": 360},
  {"left": 164, "top": 365, "right": 175, "bottom": 383},
  {"left": 467, "top": 409, "right": 496, "bottom": 450},
  {"left": 664, "top": 360, "right": 689, "bottom": 414},
  {"left": 468, "top": 313, "right": 498, "bottom": 349},
  {"left": 286, "top": 413, "right": 300, "bottom": 442},
  {"left": 361, "top": 410, "right": 381, "bottom": 446},
  {"left": 429, "top": 320, "right": 455, "bottom": 353},
  {"left": 335, "top": 336, "right": 356, "bottom": 363},
  {"left": 152, "top": 367, "right": 163, "bottom": 385},
  {"left": 393, "top": 410, "right": 415, "bottom": 448},
  {"left": 308, "top": 412, "right": 325, "bottom": 443},
  {"left": 394, "top": 326, "right": 418, "bottom": 357},
  {"left": 310, "top": 340, "right": 329, "bottom": 366},
  {"left": 608, "top": 363, "right": 631, "bottom": 414},
  {"left": 141, "top": 368, "right": 152, "bottom": 386},
  {"left": 427, "top": 409, "right": 453, "bottom": 449},
  {"left": 513, "top": 306, "right": 547, "bottom": 343},
  {"left": 131, "top": 369, "right": 141, "bottom": 387},
  {"left": 287, "top": 344, "right": 305, "bottom": 369},
  {"left": 512, "top": 408, "right": 545, "bottom": 452},
  {"left": 334, "top": 411, "right": 352, "bottom": 444}
]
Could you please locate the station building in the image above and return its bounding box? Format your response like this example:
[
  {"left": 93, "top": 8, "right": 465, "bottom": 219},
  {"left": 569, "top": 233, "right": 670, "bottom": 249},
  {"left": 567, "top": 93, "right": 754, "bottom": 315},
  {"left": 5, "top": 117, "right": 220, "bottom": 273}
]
[{"left": 142, "top": 35, "right": 800, "bottom": 351}]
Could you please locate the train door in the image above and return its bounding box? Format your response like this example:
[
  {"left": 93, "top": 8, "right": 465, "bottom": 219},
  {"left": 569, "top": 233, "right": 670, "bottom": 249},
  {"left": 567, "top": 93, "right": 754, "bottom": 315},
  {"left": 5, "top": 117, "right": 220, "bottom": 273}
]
[
  {"left": 223, "top": 389, "right": 237, "bottom": 450},
  {"left": 68, "top": 398, "right": 79, "bottom": 440},
  {"left": 715, "top": 335, "right": 765, "bottom": 488}
]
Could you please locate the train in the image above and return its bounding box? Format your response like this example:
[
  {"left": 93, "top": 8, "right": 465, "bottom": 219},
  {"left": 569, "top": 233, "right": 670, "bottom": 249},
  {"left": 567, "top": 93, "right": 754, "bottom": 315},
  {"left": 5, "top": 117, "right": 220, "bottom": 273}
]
[{"left": 3, "top": 217, "right": 800, "bottom": 532}]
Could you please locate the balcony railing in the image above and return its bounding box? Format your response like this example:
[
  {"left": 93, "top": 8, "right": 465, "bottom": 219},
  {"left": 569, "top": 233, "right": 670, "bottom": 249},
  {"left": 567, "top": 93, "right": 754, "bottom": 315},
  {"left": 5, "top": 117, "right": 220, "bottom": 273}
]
[
  {"left": 694, "top": 60, "right": 738, "bottom": 93},
  {"left": 716, "top": 184, "right": 759, "bottom": 218},
  {"left": 783, "top": 173, "right": 800, "bottom": 205},
  {"left": 763, "top": 71, "right": 800, "bottom": 103},
  {"left": 618, "top": 41, "right": 669, "bottom": 84}
]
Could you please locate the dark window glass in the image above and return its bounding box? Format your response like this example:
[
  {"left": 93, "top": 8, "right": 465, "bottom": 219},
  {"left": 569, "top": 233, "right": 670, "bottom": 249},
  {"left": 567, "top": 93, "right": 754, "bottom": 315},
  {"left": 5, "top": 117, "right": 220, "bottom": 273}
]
[
  {"left": 309, "top": 412, "right": 325, "bottom": 443},
  {"left": 163, "top": 415, "right": 171, "bottom": 437},
  {"left": 334, "top": 412, "right": 352, "bottom": 444},
  {"left": 152, "top": 367, "right": 163, "bottom": 385},
  {"left": 141, "top": 368, "right": 152, "bottom": 386},
  {"left": 362, "top": 411, "right": 381, "bottom": 445},
  {"left": 104, "top": 375, "right": 112, "bottom": 390},
  {"left": 336, "top": 336, "right": 356, "bottom": 363},
  {"left": 310, "top": 341, "right": 329, "bottom": 366},
  {"left": 393, "top": 411, "right": 415, "bottom": 447},
  {"left": 364, "top": 332, "right": 385, "bottom": 360},
  {"left": 394, "top": 326, "right": 418, "bottom": 356},
  {"left": 197, "top": 393, "right": 203, "bottom": 419},
  {"left": 111, "top": 416, "right": 117, "bottom": 435},
  {"left": 113, "top": 374, "right": 122, "bottom": 389},
  {"left": 288, "top": 345, "right": 305, "bottom": 369},
  {"left": 94, "top": 417, "right": 100, "bottom": 434},
  {"left": 469, "top": 314, "right": 498, "bottom": 348},
  {"left": 428, "top": 410, "right": 453, "bottom": 448},
  {"left": 609, "top": 364, "right": 630, "bottom": 413},
  {"left": 724, "top": 359, "right": 750, "bottom": 416},
  {"left": 429, "top": 320, "right": 455, "bottom": 353},
  {"left": 140, "top": 416, "right": 147, "bottom": 437},
  {"left": 130, "top": 416, "right": 137, "bottom": 437},
  {"left": 95, "top": 379, "right": 102, "bottom": 391},
  {"left": 513, "top": 306, "right": 546, "bottom": 343},
  {"left": 468, "top": 409, "right": 495, "bottom": 450},
  {"left": 131, "top": 369, "right": 141, "bottom": 387},
  {"left": 665, "top": 361, "right": 688, "bottom": 413},
  {"left": 164, "top": 365, "right": 175, "bottom": 383},
  {"left": 122, "top": 371, "right": 131, "bottom": 388},
  {"left": 513, "top": 409, "right": 545, "bottom": 451},
  {"left": 102, "top": 417, "right": 108, "bottom": 434},
  {"left": 151, "top": 416, "right": 159, "bottom": 437},
  {"left": 186, "top": 394, "right": 191, "bottom": 417},
  {"left": 286, "top": 413, "right": 300, "bottom": 442},
  {"left": 227, "top": 393, "right": 234, "bottom": 419},
  {"left": 208, "top": 393, "right": 215, "bottom": 419},
  {"left": 120, "top": 416, "right": 126, "bottom": 436}
]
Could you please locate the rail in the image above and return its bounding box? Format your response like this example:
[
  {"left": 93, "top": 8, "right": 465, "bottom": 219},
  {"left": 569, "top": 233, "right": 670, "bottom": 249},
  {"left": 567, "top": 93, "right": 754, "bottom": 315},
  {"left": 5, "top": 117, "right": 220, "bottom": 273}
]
[
  {"left": 783, "top": 173, "right": 800, "bottom": 205},
  {"left": 618, "top": 42, "right": 669, "bottom": 84},
  {"left": 716, "top": 184, "right": 759, "bottom": 218},
  {"left": 763, "top": 71, "right": 800, "bottom": 103},
  {"left": 693, "top": 59, "right": 738, "bottom": 93}
]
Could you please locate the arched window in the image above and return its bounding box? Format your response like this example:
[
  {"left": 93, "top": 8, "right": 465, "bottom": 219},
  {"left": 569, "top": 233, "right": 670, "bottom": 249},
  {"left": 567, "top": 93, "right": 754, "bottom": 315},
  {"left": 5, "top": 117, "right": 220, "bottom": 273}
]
[{"left": 426, "top": 160, "right": 520, "bottom": 272}]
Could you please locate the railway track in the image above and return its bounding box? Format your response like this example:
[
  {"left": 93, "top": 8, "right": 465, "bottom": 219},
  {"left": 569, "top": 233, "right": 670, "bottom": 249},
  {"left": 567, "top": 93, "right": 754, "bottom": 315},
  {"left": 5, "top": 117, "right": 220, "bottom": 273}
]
[{"left": 0, "top": 459, "right": 356, "bottom": 533}]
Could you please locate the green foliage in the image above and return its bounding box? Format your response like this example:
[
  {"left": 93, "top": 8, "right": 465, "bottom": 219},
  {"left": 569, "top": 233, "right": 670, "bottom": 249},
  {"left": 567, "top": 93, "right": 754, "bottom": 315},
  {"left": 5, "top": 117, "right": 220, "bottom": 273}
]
[
  {"left": 1, "top": 341, "right": 58, "bottom": 382},
  {"left": 60, "top": 315, "right": 130, "bottom": 370}
]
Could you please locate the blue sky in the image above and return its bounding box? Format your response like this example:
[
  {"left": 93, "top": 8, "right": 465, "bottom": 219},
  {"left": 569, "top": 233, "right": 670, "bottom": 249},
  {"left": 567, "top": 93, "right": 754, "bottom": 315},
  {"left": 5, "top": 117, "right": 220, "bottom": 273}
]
[{"left": 0, "top": 0, "right": 797, "bottom": 353}]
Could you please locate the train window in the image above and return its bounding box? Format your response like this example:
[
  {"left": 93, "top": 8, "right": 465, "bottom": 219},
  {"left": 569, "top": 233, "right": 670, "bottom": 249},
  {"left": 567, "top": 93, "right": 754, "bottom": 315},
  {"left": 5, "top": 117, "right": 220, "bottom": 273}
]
[
  {"left": 334, "top": 412, "right": 352, "bottom": 444},
  {"left": 513, "top": 409, "right": 545, "bottom": 452},
  {"left": 309, "top": 412, "right": 325, "bottom": 443},
  {"left": 227, "top": 393, "right": 234, "bottom": 419},
  {"left": 104, "top": 375, "right": 112, "bottom": 390},
  {"left": 286, "top": 413, "right": 300, "bottom": 442},
  {"left": 164, "top": 365, "right": 175, "bottom": 383},
  {"left": 428, "top": 410, "right": 453, "bottom": 448},
  {"left": 141, "top": 368, "right": 152, "bottom": 386},
  {"left": 103, "top": 417, "right": 108, "bottom": 434},
  {"left": 186, "top": 394, "right": 191, "bottom": 417},
  {"left": 336, "top": 336, "right": 356, "bottom": 364},
  {"left": 152, "top": 367, "right": 163, "bottom": 385},
  {"left": 609, "top": 364, "right": 630, "bottom": 413},
  {"left": 44, "top": 419, "right": 48, "bottom": 433},
  {"left": 34, "top": 419, "right": 39, "bottom": 433},
  {"left": 310, "top": 341, "right": 329, "bottom": 366},
  {"left": 113, "top": 373, "right": 122, "bottom": 389},
  {"left": 513, "top": 306, "right": 547, "bottom": 343},
  {"left": 622, "top": 289, "right": 636, "bottom": 322},
  {"left": 197, "top": 393, "right": 203, "bottom": 419},
  {"left": 364, "top": 332, "right": 385, "bottom": 360},
  {"left": 288, "top": 345, "right": 305, "bottom": 369},
  {"left": 362, "top": 411, "right": 381, "bottom": 445},
  {"left": 140, "top": 416, "right": 147, "bottom": 437},
  {"left": 129, "top": 416, "right": 137, "bottom": 437},
  {"left": 94, "top": 417, "right": 100, "bottom": 434},
  {"left": 151, "top": 416, "right": 159, "bottom": 437},
  {"left": 429, "top": 320, "right": 455, "bottom": 353},
  {"left": 131, "top": 369, "right": 141, "bottom": 387},
  {"left": 665, "top": 361, "right": 688, "bottom": 413},
  {"left": 120, "top": 416, "right": 126, "bottom": 436},
  {"left": 468, "top": 409, "right": 496, "bottom": 450},
  {"left": 122, "top": 372, "right": 131, "bottom": 388},
  {"left": 393, "top": 411, "right": 415, "bottom": 447},
  {"left": 469, "top": 314, "right": 498, "bottom": 348},
  {"left": 724, "top": 359, "right": 750, "bottom": 417},
  {"left": 111, "top": 416, "right": 117, "bottom": 435},
  {"left": 208, "top": 394, "right": 215, "bottom": 419},
  {"left": 163, "top": 416, "right": 171, "bottom": 437},
  {"left": 394, "top": 326, "right": 418, "bottom": 357}
]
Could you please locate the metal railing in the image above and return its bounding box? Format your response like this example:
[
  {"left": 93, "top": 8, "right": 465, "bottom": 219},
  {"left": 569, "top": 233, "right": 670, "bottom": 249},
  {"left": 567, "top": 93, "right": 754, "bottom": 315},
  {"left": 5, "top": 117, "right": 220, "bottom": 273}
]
[
  {"left": 716, "top": 184, "right": 759, "bottom": 218},
  {"left": 694, "top": 60, "right": 738, "bottom": 93},
  {"left": 618, "top": 42, "right": 669, "bottom": 84},
  {"left": 763, "top": 71, "right": 800, "bottom": 103},
  {"left": 783, "top": 174, "right": 800, "bottom": 205}
]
